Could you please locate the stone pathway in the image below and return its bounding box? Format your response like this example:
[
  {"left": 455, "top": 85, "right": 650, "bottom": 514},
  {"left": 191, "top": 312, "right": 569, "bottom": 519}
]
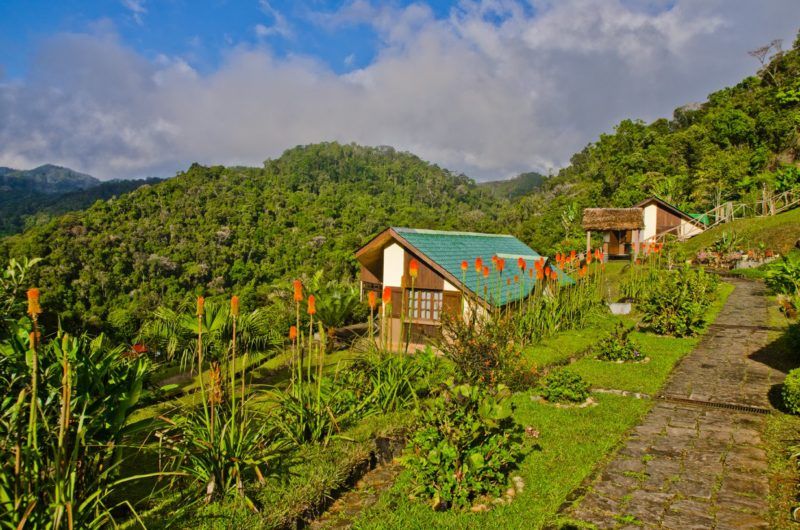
[{"left": 568, "top": 279, "right": 786, "bottom": 529}]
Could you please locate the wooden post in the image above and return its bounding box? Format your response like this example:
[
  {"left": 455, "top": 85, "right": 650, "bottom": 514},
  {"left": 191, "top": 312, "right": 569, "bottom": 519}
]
[{"left": 586, "top": 230, "right": 591, "bottom": 254}]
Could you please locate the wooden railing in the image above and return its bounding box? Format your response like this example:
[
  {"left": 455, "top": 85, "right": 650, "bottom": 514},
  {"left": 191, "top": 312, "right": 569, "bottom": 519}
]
[{"left": 652, "top": 187, "right": 800, "bottom": 243}]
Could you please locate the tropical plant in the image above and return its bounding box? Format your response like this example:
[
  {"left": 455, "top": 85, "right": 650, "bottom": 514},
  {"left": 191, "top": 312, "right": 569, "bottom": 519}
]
[
  {"left": 0, "top": 257, "right": 40, "bottom": 331},
  {"left": 0, "top": 300, "right": 152, "bottom": 528},
  {"left": 539, "top": 369, "right": 590, "bottom": 404},
  {"left": 639, "top": 265, "right": 718, "bottom": 337},
  {"left": 402, "top": 382, "right": 525, "bottom": 510},
  {"left": 159, "top": 295, "right": 288, "bottom": 512},
  {"left": 139, "top": 297, "right": 280, "bottom": 368},
  {"left": 765, "top": 253, "right": 800, "bottom": 296},
  {"left": 595, "top": 323, "right": 643, "bottom": 362}
]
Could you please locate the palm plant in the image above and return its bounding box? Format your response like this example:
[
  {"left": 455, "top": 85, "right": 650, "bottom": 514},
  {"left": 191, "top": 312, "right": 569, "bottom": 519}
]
[{"left": 138, "top": 297, "right": 279, "bottom": 370}]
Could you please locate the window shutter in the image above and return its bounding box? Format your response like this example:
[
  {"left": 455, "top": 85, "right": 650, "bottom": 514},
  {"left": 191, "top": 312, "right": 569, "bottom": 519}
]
[
  {"left": 442, "top": 291, "right": 461, "bottom": 316},
  {"left": 391, "top": 288, "right": 403, "bottom": 318}
]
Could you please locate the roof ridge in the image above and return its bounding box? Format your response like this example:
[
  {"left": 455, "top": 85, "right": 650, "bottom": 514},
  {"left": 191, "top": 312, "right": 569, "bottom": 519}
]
[{"left": 392, "top": 227, "right": 513, "bottom": 238}]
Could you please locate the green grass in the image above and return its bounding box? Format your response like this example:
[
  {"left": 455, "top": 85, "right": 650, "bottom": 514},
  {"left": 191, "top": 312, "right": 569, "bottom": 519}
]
[
  {"left": 569, "top": 281, "right": 734, "bottom": 395},
  {"left": 681, "top": 207, "right": 800, "bottom": 256},
  {"left": 351, "top": 393, "right": 651, "bottom": 530}
]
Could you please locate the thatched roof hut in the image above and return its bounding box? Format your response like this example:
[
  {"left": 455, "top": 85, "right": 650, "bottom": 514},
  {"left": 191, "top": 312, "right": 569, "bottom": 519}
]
[{"left": 581, "top": 208, "right": 644, "bottom": 231}]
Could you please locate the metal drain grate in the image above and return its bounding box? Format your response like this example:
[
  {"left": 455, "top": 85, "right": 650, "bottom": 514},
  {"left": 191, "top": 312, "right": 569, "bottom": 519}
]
[{"left": 657, "top": 394, "right": 771, "bottom": 415}]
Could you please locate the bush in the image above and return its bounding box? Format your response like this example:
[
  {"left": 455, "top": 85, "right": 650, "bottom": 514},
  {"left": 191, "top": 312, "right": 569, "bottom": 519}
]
[
  {"left": 783, "top": 368, "right": 800, "bottom": 414},
  {"left": 439, "top": 311, "right": 534, "bottom": 390},
  {"left": 595, "top": 323, "right": 643, "bottom": 362},
  {"left": 639, "top": 265, "right": 718, "bottom": 337},
  {"left": 403, "top": 382, "right": 525, "bottom": 510},
  {"left": 766, "top": 253, "right": 800, "bottom": 296},
  {"left": 539, "top": 369, "right": 590, "bottom": 404}
]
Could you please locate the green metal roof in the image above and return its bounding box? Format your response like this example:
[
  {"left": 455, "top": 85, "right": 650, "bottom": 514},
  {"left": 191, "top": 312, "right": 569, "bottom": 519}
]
[
  {"left": 689, "top": 213, "right": 710, "bottom": 226},
  {"left": 392, "top": 227, "right": 574, "bottom": 306}
]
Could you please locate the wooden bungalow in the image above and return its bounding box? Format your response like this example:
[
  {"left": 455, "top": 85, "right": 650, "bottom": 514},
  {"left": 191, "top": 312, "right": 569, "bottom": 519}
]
[
  {"left": 582, "top": 196, "right": 706, "bottom": 258},
  {"left": 355, "top": 227, "right": 571, "bottom": 349}
]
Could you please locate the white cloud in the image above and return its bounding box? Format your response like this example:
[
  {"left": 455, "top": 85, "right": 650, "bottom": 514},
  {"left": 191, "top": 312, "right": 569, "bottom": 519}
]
[
  {"left": 256, "top": 0, "right": 293, "bottom": 38},
  {"left": 0, "top": 0, "right": 797, "bottom": 180},
  {"left": 121, "top": 0, "right": 147, "bottom": 25}
]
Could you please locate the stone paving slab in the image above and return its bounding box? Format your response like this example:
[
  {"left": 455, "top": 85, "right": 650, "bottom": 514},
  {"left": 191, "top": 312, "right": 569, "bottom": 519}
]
[{"left": 568, "top": 279, "right": 781, "bottom": 529}]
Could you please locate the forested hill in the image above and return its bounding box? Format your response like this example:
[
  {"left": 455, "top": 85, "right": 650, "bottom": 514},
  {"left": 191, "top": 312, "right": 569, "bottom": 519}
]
[
  {"left": 0, "top": 164, "right": 99, "bottom": 193},
  {"left": 511, "top": 32, "right": 800, "bottom": 253},
  {"left": 0, "top": 143, "right": 502, "bottom": 330},
  {"left": 479, "top": 171, "right": 546, "bottom": 199}
]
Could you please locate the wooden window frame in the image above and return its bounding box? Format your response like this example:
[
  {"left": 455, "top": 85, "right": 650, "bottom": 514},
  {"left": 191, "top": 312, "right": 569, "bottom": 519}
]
[{"left": 406, "top": 288, "right": 444, "bottom": 325}]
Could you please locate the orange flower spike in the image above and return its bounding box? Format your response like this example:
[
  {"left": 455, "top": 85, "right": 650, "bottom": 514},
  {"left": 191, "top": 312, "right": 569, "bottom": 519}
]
[
  {"left": 475, "top": 257, "right": 484, "bottom": 273},
  {"left": 517, "top": 257, "right": 526, "bottom": 271},
  {"left": 368, "top": 291, "right": 376, "bottom": 310},
  {"left": 196, "top": 296, "right": 205, "bottom": 317},
  {"left": 27, "top": 288, "right": 42, "bottom": 317},
  {"left": 586, "top": 252, "right": 593, "bottom": 265},
  {"left": 293, "top": 279, "right": 303, "bottom": 302},
  {"left": 230, "top": 295, "right": 240, "bottom": 317},
  {"left": 497, "top": 258, "right": 505, "bottom": 273},
  {"left": 289, "top": 325, "right": 298, "bottom": 341},
  {"left": 514, "top": 275, "right": 519, "bottom": 283},
  {"left": 461, "top": 260, "right": 469, "bottom": 272},
  {"left": 529, "top": 268, "right": 534, "bottom": 279},
  {"left": 536, "top": 269, "right": 544, "bottom": 281},
  {"left": 307, "top": 295, "right": 316, "bottom": 315},
  {"left": 506, "top": 278, "right": 511, "bottom": 286},
  {"left": 382, "top": 286, "right": 392, "bottom": 304},
  {"left": 482, "top": 266, "right": 490, "bottom": 279},
  {"left": 409, "top": 258, "right": 419, "bottom": 279},
  {"left": 570, "top": 249, "right": 576, "bottom": 262}
]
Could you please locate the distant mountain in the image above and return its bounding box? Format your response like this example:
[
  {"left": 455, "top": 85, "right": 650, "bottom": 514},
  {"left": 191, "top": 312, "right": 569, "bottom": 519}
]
[
  {"left": 479, "top": 171, "right": 546, "bottom": 199},
  {"left": 0, "top": 164, "right": 160, "bottom": 236},
  {"left": 0, "top": 164, "right": 100, "bottom": 194}
]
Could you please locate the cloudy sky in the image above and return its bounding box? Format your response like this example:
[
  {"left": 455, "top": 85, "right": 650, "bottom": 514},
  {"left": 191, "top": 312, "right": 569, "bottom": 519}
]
[{"left": 0, "top": 0, "right": 797, "bottom": 181}]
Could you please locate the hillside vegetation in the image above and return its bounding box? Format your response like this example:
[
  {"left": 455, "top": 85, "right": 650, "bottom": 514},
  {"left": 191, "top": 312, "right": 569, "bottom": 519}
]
[
  {"left": 479, "top": 171, "right": 546, "bottom": 199},
  {"left": 513, "top": 33, "right": 800, "bottom": 252},
  {"left": 0, "top": 144, "right": 501, "bottom": 332},
  {"left": 681, "top": 207, "right": 800, "bottom": 256}
]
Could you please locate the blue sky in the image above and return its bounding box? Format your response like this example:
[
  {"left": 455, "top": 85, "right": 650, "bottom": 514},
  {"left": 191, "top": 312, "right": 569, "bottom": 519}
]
[
  {"left": 0, "top": 1, "right": 797, "bottom": 180},
  {"left": 1, "top": 0, "right": 459, "bottom": 79}
]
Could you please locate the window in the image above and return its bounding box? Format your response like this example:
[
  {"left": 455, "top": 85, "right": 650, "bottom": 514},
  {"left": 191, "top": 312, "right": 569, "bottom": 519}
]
[{"left": 407, "top": 289, "right": 443, "bottom": 322}]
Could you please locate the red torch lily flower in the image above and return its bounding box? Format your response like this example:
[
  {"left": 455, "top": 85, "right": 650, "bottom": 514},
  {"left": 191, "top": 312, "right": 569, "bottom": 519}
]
[
  {"left": 497, "top": 258, "right": 505, "bottom": 273},
  {"left": 293, "top": 279, "right": 303, "bottom": 302},
  {"left": 514, "top": 275, "right": 519, "bottom": 283},
  {"left": 27, "top": 288, "right": 42, "bottom": 317},
  {"left": 475, "top": 257, "right": 483, "bottom": 273},
  {"left": 230, "top": 295, "right": 239, "bottom": 317},
  {"left": 461, "top": 260, "right": 468, "bottom": 271},
  {"left": 409, "top": 258, "right": 419, "bottom": 279},
  {"left": 196, "top": 296, "right": 205, "bottom": 317},
  {"left": 368, "top": 291, "right": 376, "bottom": 310},
  {"left": 518, "top": 257, "right": 526, "bottom": 271},
  {"left": 382, "top": 286, "right": 392, "bottom": 304},
  {"left": 289, "top": 325, "right": 297, "bottom": 341},
  {"left": 307, "top": 295, "right": 316, "bottom": 315},
  {"left": 482, "top": 266, "right": 490, "bottom": 278}
]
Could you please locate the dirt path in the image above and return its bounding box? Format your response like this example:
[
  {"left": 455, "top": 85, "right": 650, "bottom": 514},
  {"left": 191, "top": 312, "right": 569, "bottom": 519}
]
[{"left": 567, "top": 279, "right": 785, "bottom": 529}]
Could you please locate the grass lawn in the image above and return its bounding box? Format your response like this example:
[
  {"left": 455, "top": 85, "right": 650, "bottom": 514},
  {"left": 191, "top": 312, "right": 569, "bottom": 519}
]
[
  {"left": 352, "top": 393, "right": 651, "bottom": 530},
  {"left": 349, "top": 280, "right": 736, "bottom": 529},
  {"left": 681, "top": 207, "right": 800, "bottom": 256},
  {"left": 569, "top": 281, "right": 734, "bottom": 395}
]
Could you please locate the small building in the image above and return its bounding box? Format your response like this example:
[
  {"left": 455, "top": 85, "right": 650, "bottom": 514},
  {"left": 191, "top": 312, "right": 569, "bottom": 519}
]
[
  {"left": 582, "top": 196, "right": 706, "bottom": 257},
  {"left": 581, "top": 208, "right": 645, "bottom": 258},
  {"left": 635, "top": 196, "right": 705, "bottom": 241},
  {"left": 355, "top": 227, "right": 570, "bottom": 348}
]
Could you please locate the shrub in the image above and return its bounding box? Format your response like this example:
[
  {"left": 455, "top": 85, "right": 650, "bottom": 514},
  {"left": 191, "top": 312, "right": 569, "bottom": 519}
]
[
  {"left": 766, "top": 253, "right": 800, "bottom": 296},
  {"left": 539, "top": 369, "right": 590, "bottom": 404},
  {"left": 595, "top": 323, "right": 643, "bottom": 362},
  {"left": 439, "top": 311, "right": 533, "bottom": 390},
  {"left": 639, "top": 265, "right": 718, "bottom": 337},
  {"left": 403, "top": 382, "right": 525, "bottom": 510},
  {"left": 783, "top": 368, "right": 800, "bottom": 414}
]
